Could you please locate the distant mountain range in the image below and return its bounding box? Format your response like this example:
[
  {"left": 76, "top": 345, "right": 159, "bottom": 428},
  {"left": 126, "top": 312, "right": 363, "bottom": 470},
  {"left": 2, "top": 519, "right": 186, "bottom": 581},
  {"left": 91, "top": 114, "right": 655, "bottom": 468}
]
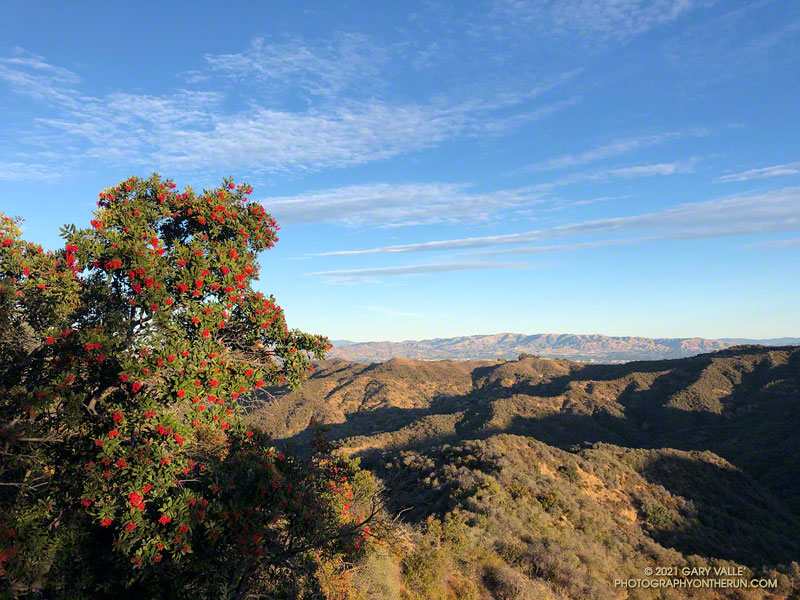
[{"left": 329, "top": 332, "right": 800, "bottom": 363}]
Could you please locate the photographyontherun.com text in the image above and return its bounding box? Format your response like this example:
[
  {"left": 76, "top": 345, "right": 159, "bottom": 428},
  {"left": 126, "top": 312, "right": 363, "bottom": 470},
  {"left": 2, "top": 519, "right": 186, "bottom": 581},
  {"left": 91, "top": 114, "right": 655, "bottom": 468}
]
[{"left": 615, "top": 566, "right": 778, "bottom": 589}]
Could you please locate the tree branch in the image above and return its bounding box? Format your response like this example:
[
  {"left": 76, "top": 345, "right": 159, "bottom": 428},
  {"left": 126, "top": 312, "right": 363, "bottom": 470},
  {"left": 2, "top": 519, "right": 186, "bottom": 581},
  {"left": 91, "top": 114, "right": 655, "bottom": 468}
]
[{"left": 85, "top": 383, "right": 119, "bottom": 415}]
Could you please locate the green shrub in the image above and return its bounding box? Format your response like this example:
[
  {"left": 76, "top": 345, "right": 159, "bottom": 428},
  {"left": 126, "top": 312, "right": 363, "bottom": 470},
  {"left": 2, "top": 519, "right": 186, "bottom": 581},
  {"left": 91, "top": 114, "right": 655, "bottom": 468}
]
[
  {"left": 558, "top": 463, "right": 581, "bottom": 484},
  {"left": 643, "top": 502, "right": 670, "bottom": 527},
  {"left": 402, "top": 545, "right": 450, "bottom": 600}
]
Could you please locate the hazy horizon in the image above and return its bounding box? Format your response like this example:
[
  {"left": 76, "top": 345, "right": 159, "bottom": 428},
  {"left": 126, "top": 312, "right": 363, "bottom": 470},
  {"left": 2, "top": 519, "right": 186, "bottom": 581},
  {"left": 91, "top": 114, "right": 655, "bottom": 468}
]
[{"left": 330, "top": 332, "right": 800, "bottom": 345}]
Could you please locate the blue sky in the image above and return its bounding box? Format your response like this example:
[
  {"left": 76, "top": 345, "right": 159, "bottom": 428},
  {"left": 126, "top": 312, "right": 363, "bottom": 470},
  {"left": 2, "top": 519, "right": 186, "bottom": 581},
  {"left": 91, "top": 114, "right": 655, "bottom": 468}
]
[{"left": 1, "top": 1, "right": 798, "bottom": 342}]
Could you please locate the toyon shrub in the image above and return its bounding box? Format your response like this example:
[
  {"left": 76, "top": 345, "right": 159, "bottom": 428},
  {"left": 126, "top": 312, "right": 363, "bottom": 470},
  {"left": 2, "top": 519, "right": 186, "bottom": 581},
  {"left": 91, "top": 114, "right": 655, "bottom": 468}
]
[{"left": 0, "top": 175, "right": 377, "bottom": 599}]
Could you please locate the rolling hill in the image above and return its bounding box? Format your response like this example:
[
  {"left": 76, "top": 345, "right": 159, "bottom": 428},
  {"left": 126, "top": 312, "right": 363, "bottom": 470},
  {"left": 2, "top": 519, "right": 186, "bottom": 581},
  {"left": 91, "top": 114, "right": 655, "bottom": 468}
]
[{"left": 246, "top": 345, "right": 800, "bottom": 599}]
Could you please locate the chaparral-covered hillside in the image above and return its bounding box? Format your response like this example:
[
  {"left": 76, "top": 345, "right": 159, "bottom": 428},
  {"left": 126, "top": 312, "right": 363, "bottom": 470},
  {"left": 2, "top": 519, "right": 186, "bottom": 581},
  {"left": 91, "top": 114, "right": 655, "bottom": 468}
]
[{"left": 246, "top": 345, "right": 800, "bottom": 599}]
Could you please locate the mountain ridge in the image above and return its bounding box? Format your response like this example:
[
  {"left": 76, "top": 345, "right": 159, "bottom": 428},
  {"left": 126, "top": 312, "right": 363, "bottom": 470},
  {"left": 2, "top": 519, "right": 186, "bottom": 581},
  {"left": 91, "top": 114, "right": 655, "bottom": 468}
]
[{"left": 329, "top": 332, "right": 800, "bottom": 363}]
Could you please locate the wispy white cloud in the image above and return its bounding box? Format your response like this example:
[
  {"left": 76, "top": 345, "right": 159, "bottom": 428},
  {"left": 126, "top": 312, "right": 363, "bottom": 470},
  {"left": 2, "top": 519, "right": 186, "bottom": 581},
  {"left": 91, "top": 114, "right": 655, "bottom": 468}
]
[
  {"left": 517, "top": 131, "right": 684, "bottom": 173},
  {"left": 264, "top": 182, "right": 549, "bottom": 227},
  {"left": 716, "top": 161, "right": 800, "bottom": 182},
  {"left": 542, "top": 159, "right": 699, "bottom": 184},
  {"left": 525, "top": 159, "right": 698, "bottom": 191},
  {"left": 603, "top": 161, "right": 696, "bottom": 178},
  {"left": 490, "top": 0, "right": 709, "bottom": 44},
  {"left": 304, "top": 261, "right": 532, "bottom": 283},
  {"left": 176, "top": 70, "right": 210, "bottom": 85},
  {"left": 322, "top": 277, "right": 384, "bottom": 286},
  {"left": 204, "top": 33, "right": 388, "bottom": 100},
  {"left": 0, "top": 48, "right": 84, "bottom": 108},
  {"left": 540, "top": 195, "right": 622, "bottom": 213},
  {"left": 457, "top": 231, "right": 739, "bottom": 256},
  {"left": 0, "top": 48, "right": 576, "bottom": 177},
  {"left": 469, "top": 96, "right": 581, "bottom": 137},
  {"left": 312, "top": 187, "right": 800, "bottom": 255},
  {"left": 0, "top": 161, "right": 65, "bottom": 181},
  {"left": 457, "top": 238, "right": 643, "bottom": 256}
]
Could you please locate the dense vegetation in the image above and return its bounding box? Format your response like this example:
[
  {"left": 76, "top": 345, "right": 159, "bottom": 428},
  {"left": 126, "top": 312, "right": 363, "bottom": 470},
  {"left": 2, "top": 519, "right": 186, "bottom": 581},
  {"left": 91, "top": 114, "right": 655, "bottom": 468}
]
[
  {"left": 249, "top": 348, "right": 800, "bottom": 598},
  {"left": 0, "top": 176, "right": 378, "bottom": 599}
]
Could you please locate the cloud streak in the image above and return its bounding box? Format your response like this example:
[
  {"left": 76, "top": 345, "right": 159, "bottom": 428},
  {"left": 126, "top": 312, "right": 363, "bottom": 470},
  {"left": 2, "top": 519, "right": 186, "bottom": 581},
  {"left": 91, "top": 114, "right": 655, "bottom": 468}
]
[
  {"left": 457, "top": 238, "right": 643, "bottom": 256},
  {"left": 312, "top": 187, "right": 800, "bottom": 255},
  {"left": 603, "top": 161, "right": 696, "bottom": 178},
  {"left": 0, "top": 161, "right": 65, "bottom": 181},
  {"left": 517, "top": 131, "right": 684, "bottom": 173},
  {"left": 304, "top": 261, "right": 532, "bottom": 283},
  {"left": 716, "top": 161, "right": 800, "bottom": 182}
]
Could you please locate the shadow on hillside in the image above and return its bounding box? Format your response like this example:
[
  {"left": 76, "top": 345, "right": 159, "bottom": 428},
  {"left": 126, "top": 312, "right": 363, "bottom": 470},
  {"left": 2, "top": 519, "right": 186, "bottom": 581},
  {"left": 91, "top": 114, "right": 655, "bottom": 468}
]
[
  {"left": 275, "top": 354, "right": 718, "bottom": 455},
  {"left": 638, "top": 454, "right": 800, "bottom": 567},
  {"left": 273, "top": 390, "right": 491, "bottom": 455},
  {"left": 367, "top": 443, "right": 800, "bottom": 568},
  {"left": 348, "top": 418, "right": 800, "bottom": 568},
  {"left": 487, "top": 355, "right": 707, "bottom": 397},
  {"left": 483, "top": 346, "right": 792, "bottom": 406},
  {"left": 274, "top": 347, "right": 800, "bottom": 517}
]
